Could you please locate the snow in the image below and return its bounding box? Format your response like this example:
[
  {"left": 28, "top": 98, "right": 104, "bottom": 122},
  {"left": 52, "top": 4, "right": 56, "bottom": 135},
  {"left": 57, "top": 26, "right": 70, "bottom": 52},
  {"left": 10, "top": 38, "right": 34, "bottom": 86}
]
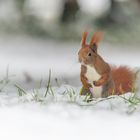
[
  {"left": 28, "top": 0, "right": 63, "bottom": 21},
  {"left": 0, "top": 36, "right": 139, "bottom": 140},
  {"left": 27, "top": 0, "right": 111, "bottom": 20},
  {"left": 0, "top": 106, "right": 138, "bottom": 140},
  {"left": 0, "top": 88, "right": 140, "bottom": 140},
  {"left": 78, "top": 0, "right": 111, "bottom": 17}
]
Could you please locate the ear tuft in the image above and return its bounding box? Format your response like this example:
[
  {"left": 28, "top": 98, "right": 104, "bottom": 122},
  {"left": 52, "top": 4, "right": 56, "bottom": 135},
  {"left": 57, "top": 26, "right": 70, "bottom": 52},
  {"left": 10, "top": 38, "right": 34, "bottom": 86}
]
[
  {"left": 90, "top": 31, "right": 103, "bottom": 47},
  {"left": 81, "top": 31, "right": 88, "bottom": 47}
]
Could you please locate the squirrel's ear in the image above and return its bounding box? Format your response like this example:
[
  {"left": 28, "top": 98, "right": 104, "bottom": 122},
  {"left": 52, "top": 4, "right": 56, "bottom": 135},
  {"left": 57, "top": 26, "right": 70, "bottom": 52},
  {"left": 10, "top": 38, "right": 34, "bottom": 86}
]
[
  {"left": 90, "top": 31, "right": 103, "bottom": 47},
  {"left": 81, "top": 31, "right": 88, "bottom": 47},
  {"left": 91, "top": 43, "right": 98, "bottom": 53}
]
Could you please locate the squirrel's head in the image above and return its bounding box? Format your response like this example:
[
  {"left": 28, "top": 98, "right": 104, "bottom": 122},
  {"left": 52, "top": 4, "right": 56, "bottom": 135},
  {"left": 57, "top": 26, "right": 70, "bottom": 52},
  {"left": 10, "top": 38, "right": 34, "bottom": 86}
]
[{"left": 78, "top": 31, "right": 103, "bottom": 65}]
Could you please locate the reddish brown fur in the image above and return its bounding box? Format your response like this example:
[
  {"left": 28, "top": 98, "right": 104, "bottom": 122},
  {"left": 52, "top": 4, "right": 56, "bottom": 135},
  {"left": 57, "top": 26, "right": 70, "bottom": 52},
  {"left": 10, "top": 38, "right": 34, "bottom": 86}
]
[
  {"left": 81, "top": 31, "right": 88, "bottom": 47},
  {"left": 90, "top": 32, "right": 103, "bottom": 46},
  {"left": 79, "top": 31, "right": 136, "bottom": 98},
  {"left": 80, "top": 65, "right": 92, "bottom": 89},
  {"left": 111, "top": 66, "right": 135, "bottom": 94}
]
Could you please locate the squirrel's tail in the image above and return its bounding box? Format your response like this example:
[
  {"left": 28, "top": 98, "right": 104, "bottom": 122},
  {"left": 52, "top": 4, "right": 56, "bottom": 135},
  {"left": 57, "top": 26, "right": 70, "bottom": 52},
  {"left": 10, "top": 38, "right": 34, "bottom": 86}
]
[{"left": 111, "top": 66, "right": 137, "bottom": 94}]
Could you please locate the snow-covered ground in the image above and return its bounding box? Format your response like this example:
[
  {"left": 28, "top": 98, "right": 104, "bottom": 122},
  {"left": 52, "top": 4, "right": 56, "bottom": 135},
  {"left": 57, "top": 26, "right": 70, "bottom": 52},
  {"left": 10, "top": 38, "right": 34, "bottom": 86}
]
[
  {"left": 0, "top": 35, "right": 140, "bottom": 140},
  {"left": 0, "top": 87, "right": 140, "bottom": 140}
]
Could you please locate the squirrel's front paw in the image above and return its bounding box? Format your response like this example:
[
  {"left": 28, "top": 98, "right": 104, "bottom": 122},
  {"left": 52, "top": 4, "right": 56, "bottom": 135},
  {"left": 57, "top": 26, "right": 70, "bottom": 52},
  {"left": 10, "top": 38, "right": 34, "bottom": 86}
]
[{"left": 93, "top": 81, "right": 101, "bottom": 86}]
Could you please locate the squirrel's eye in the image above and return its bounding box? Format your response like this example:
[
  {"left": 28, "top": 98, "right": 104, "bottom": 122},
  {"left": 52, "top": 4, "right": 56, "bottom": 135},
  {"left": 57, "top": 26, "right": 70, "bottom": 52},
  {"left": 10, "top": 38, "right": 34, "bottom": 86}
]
[{"left": 88, "top": 53, "right": 91, "bottom": 56}]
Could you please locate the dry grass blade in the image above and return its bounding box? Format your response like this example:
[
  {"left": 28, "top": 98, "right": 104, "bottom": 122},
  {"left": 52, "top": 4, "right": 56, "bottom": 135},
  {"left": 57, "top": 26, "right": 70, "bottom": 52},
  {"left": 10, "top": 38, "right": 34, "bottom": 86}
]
[
  {"left": 44, "top": 69, "right": 51, "bottom": 97},
  {"left": 15, "top": 84, "right": 27, "bottom": 96}
]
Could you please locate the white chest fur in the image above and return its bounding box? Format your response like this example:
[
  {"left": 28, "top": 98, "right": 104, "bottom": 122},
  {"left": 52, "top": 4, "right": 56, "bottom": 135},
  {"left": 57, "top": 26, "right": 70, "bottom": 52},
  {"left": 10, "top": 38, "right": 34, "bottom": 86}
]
[{"left": 85, "top": 65, "right": 102, "bottom": 98}]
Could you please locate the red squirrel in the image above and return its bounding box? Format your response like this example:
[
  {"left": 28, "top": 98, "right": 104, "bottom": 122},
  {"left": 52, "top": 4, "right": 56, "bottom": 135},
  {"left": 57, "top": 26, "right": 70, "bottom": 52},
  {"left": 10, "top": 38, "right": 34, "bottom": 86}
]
[{"left": 78, "top": 31, "right": 136, "bottom": 98}]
